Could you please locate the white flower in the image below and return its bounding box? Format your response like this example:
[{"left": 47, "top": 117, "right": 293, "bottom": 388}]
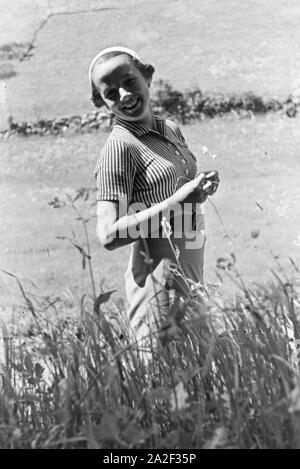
[
  {"left": 161, "top": 217, "right": 172, "bottom": 237},
  {"left": 203, "top": 427, "right": 227, "bottom": 449},
  {"left": 174, "top": 244, "right": 180, "bottom": 260},
  {"left": 12, "top": 428, "right": 22, "bottom": 440},
  {"left": 294, "top": 235, "right": 300, "bottom": 247},
  {"left": 288, "top": 384, "right": 300, "bottom": 413},
  {"left": 170, "top": 382, "right": 189, "bottom": 411}
]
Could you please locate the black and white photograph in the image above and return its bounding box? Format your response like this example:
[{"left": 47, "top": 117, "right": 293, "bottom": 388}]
[{"left": 0, "top": 0, "right": 300, "bottom": 451}]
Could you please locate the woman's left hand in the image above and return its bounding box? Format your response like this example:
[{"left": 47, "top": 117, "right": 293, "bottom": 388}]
[
  {"left": 203, "top": 171, "right": 220, "bottom": 196},
  {"left": 177, "top": 171, "right": 220, "bottom": 204}
]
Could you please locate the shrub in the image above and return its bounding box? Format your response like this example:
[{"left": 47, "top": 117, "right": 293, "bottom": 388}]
[{"left": 1, "top": 81, "right": 299, "bottom": 139}]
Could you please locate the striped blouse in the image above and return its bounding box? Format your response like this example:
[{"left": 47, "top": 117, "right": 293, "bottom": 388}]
[{"left": 94, "top": 115, "right": 199, "bottom": 208}]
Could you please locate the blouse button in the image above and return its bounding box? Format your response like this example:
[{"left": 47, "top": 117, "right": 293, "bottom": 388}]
[
  {"left": 185, "top": 168, "right": 189, "bottom": 175},
  {"left": 181, "top": 159, "right": 186, "bottom": 164},
  {"left": 175, "top": 150, "right": 180, "bottom": 155}
]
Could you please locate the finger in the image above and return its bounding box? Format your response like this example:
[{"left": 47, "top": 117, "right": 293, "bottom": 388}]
[
  {"left": 210, "top": 183, "right": 219, "bottom": 195},
  {"left": 206, "top": 173, "right": 219, "bottom": 182},
  {"left": 192, "top": 173, "right": 205, "bottom": 189},
  {"left": 203, "top": 180, "right": 212, "bottom": 192},
  {"left": 197, "top": 172, "right": 206, "bottom": 181},
  {"left": 205, "top": 171, "right": 216, "bottom": 179}
]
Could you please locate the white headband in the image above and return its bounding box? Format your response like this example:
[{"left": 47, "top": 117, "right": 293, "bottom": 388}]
[{"left": 88, "top": 46, "right": 142, "bottom": 83}]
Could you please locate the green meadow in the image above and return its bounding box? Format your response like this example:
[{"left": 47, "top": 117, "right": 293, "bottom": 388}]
[
  {"left": 1, "top": 114, "right": 299, "bottom": 315},
  {"left": 1, "top": 0, "right": 300, "bottom": 449}
]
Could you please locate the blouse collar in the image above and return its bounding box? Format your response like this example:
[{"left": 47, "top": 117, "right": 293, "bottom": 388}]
[{"left": 114, "top": 115, "right": 166, "bottom": 137}]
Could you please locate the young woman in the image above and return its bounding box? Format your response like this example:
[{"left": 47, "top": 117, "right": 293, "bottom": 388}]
[{"left": 90, "top": 46, "right": 219, "bottom": 338}]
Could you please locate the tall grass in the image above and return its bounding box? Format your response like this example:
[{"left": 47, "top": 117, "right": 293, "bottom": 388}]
[{"left": 1, "top": 191, "right": 300, "bottom": 449}]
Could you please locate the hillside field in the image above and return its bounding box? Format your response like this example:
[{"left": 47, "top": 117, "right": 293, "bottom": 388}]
[
  {"left": 1, "top": 114, "right": 300, "bottom": 315},
  {"left": 2, "top": 0, "right": 300, "bottom": 124},
  {"left": 1, "top": 0, "right": 300, "bottom": 316}
]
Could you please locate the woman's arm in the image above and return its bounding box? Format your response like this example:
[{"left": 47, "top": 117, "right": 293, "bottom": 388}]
[{"left": 96, "top": 172, "right": 214, "bottom": 250}]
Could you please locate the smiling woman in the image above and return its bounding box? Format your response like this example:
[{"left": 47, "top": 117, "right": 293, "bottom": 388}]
[
  {"left": 92, "top": 57, "right": 150, "bottom": 122},
  {"left": 89, "top": 46, "right": 219, "bottom": 340},
  {"left": 90, "top": 46, "right": 155, "bottom": 126}
]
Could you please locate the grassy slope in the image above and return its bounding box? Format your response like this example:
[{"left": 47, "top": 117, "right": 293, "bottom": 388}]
[
  {"left": 5, "top": 0, "right": 300, "bottom": 122},
  {"left": 1, "top": 114, "right": 300, "bottom": 313},
  {"left": 1, "top": 0, "right": 300, "bottom": 313},
  {"left": 0, "top": 0, "right": 152, "bottom": 44}
]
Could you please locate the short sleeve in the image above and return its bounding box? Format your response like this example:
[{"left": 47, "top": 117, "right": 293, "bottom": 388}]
[{"left": 94, "top": 139, "right": 136, "bottom": 203}]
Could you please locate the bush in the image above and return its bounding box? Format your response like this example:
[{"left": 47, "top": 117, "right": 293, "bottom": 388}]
[
  {"left": 0, "top": 42, "right": 32, "bottom": 62},
  {"left": 1, "top": 80, "right": 299, "bottom": 139}
]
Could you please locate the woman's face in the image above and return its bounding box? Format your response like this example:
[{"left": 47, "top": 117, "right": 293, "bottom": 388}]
[{"left": 92, "top": 54, "right": 152, "bottom": 122}]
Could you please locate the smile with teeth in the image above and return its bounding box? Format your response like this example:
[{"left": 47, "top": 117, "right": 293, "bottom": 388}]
[{"left": 122, "top": 98, "right": 140, "bottom": 110}]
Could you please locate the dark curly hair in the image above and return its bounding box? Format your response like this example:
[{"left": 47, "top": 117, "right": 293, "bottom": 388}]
[{"left": 90, "top": 52, "right": 155, "bottom": 108}]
